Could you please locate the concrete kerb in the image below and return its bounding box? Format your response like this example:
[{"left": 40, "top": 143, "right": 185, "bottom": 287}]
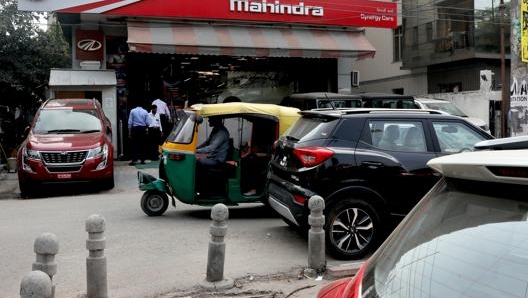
[
  {"left": 198, "top": 278, "right": 234, "bottom": 291},
  {"left": 0, "top": 170, "right": 19, "bottom": 198}
]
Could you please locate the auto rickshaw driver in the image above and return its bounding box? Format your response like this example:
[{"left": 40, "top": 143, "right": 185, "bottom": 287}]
[{"left": 195, "top": 116, "right": 231, "bottom": 196}]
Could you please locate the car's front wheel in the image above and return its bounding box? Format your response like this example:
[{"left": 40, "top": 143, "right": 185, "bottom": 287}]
[
  {"left": 141, "top": 190, "right": 169, "bottom": 216},
  {"left": 325, "top": 198, "right": 380, "bottom": 260}
]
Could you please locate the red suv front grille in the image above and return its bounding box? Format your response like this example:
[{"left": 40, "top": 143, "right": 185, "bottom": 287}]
[{"left": 41, "top": 151, "right": 88, "bottom": 164}]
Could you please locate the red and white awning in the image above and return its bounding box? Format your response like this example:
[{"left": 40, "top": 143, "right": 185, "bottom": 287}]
[{"left": 127, "top": 22, "right": 376, "bottom": 59}]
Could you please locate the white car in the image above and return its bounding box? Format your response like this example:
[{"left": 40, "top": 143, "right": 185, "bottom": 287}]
[{"left": 414, "top": 97, "right": 489, "bottom": 133}]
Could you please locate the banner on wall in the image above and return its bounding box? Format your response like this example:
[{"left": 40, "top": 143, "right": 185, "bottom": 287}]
[
  {"left": 18, "top": 0, "right": 398, "bottom": 29},
  {"left": 522, "top": 0, "right": 528, "bottom": 62}
]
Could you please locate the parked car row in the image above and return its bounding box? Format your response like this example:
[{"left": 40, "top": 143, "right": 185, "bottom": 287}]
[
  {"left": 279, "top": 92, "right": 489, "bottom": 132},
  {"left": 17, "top": 99, "right": 496, "bottom": 263}
]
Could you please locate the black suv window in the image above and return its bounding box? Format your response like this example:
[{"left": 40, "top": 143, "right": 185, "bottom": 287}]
[
  {"left": 367, "top": 120, "right": 427, "bottom": 152},
  {"left": 283, "top": 116, "right": 338, "bottom": 142},
  {"left": 432, "top": 121, "right": 484, "bottom": 153}
]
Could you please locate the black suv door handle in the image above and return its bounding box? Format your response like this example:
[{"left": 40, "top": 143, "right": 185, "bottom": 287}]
[{"left": 362, "top": 161, "right": 383, "bottom": 169}]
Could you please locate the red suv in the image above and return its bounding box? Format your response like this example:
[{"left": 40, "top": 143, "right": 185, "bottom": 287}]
[{"left": 17, "top": 98, "right": 114, "bottom": 197}]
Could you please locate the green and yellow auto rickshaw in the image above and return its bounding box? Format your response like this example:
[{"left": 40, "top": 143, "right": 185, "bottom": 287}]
[{"left": 138, "top": 102, "right": 300, "bottom": 216}]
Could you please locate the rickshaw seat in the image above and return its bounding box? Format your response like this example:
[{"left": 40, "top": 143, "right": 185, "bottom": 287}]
[{"left": 207, "top": 138, "right": 237, "bottom": 178}]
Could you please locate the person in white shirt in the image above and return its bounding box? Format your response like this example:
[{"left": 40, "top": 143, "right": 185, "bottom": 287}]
[
  {"left": 152, "top": 98, "right": 171, "bottom": 134},
  {"left": 147, "top": 104, "right": 163, "bottom": 160}
]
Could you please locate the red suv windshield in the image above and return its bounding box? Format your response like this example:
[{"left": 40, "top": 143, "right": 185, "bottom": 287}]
[{"left": 33, "top": 109, "right": 102, "bottom": 134}]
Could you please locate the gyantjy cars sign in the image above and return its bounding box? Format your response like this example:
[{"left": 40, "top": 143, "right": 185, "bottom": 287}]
[{"left": 18, "top": 0, "right": 398, "bottom": 28}]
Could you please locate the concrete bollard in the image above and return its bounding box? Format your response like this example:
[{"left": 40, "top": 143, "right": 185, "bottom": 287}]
[
  {"left": 201, "top": 204, "right": 233, "bottom": 290},
  {"left": 32, "top": 233, "right": 58, "bottom": 298},
  {"left": 308, "top": 195, "right": 326, "bottom": 273},
  {"left": 85, "top": 214, "right": 108, "bottom": 298},
  {"left": 20, "top": 270, "right": 52, "bottom": 298}
]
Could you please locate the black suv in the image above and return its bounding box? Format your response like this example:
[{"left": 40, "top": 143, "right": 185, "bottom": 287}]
[{"left": 267, "top": 108, "right": 493, "bottom": 260}]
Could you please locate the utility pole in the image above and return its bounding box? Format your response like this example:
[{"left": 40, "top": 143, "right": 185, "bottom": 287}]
[{"left": 500, "top": 0, "right": 509, "bottom": 137}]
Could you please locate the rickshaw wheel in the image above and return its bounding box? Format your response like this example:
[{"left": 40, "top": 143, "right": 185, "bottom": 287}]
[{"left": 141, "top": 191, "right": 169, "bottom": 216}]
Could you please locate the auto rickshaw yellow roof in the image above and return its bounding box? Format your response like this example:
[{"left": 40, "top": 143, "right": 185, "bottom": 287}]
[{"left": 190, "top": 102, "right": 300, "bottom": 135}]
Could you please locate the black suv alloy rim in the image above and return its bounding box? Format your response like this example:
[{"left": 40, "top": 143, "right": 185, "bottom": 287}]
[{"left": 330, "top": 207, "right": 374, "bottom": 254}]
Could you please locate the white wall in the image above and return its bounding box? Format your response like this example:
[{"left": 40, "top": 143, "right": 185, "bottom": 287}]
[{"left": 427, "top": 90, "right": 502, "bottom": 133}]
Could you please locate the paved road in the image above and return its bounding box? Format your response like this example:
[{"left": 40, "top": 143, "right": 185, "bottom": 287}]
[{"left": 0, "top": 162, "right": 348, "bottom": 298}]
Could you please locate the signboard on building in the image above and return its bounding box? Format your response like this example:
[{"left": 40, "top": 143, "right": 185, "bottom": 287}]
[
  {"left": 522, "top": 0, "right": 528, "bottom": 62},
  {"left": 76, "top": 30, "right": 104, "bottom": 61},
  {"left": 18, "top": 0, "right": 398, "bottom": 28}
]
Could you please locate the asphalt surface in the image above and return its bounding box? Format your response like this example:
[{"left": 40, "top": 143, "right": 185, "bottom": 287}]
[{"left": 0, "top": 162, "right": 361, "bottom": 298}]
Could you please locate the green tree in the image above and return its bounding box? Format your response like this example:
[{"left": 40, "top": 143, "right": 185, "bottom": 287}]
[{"left": 0, "top": 0, "right": 70, "bottom": 107}]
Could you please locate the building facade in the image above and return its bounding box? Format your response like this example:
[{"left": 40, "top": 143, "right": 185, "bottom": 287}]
[{"left": 18, "top": 0, "right": 398, "bottom": 157}]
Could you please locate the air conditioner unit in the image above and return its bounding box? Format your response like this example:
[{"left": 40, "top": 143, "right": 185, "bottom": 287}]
[
  {"left": 80, "top": 60, "right": 101, "bottom": 70},
  {"left": 351, "top": 70, "right": 360, "bottom": 87}
]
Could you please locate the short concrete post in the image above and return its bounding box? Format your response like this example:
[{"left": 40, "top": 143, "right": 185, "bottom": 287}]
[
  {"left": 200, "top": 204, "right": 233, "bottom": 290},
  {"left": 308, "top": 195, "right": 326, "bottom": 273},
  {"left": 206, "top": 204, "right": 228, "bottom": 282},
  {"left": 32, "top": 233, "right": 58, "bottom": 298},
  {"left": 85, "top": 214, "right": 108, "bottom": 298},
  {"left": 20, "top": 270, "right": 52, "bottom": 298}
]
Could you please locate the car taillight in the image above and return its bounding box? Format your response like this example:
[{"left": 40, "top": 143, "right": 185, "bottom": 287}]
[
  {"left": 341, "top": 262, "right": 367, "bottom": 298},
  {"left": 293, "top": 194, "right": 306, "bottom": 205},
  {"left": 293, "top": 147, "right": 334, "bottom": 167},
  {"left": 487, "top": 166, "right": 528, "bottom": 178}
]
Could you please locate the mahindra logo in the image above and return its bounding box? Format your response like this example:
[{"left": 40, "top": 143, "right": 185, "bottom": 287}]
[
  {"left": 279, "top": 156, "right": 287, "bottom": 167},
  {"left": 230, "top": 0, "right": 324, "bottom": 17},
  {"left": 77, "top": 39, "right": 102, "bottom": 52}
]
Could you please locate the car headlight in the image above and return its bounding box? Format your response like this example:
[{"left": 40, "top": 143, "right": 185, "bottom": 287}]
[
  {"left": 23, "top": 148, "right": 41, "bottom": 160},
  {"left": 86, "top": 144, "right": 108, "bottom": 159}
]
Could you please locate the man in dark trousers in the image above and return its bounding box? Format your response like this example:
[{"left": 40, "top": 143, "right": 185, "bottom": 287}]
[
  {"left": 147, "top": 104, "right": 163, "bottom": 160},
  {"left": 152, "top": 98, "right": 172, "bottom": 137},
  {"left": 128, "top": 103, "right": 149, "bottom": 165}
]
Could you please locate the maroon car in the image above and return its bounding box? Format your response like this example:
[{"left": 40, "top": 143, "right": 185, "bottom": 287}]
[{"left": 17, "top": 98, "right": 114, "bottom": 197}]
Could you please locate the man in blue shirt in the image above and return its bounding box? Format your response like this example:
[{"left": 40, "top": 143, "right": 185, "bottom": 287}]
[{"left": 128, "top": 103, "right": 149, "bottom": 165}]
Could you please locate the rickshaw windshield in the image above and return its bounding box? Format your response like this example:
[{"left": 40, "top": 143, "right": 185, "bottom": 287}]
[{"left": 165, "top": 111, "right": 197, "bottom": 144}]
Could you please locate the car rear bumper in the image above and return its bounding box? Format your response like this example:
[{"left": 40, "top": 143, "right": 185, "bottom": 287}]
[
  {"left": 267, "top": 176, "right": 316, "bottom": 227},
  {"left": 268, "top": 193, "right": 300, "bottom": 226}
]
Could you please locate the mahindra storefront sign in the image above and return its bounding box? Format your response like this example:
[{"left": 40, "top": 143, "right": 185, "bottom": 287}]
[
  {"left": 76, "top": 30, "right": 104, "bottom": 61},
  {"left": 19, "top": 0, "right": 397, "bottom": 28}
]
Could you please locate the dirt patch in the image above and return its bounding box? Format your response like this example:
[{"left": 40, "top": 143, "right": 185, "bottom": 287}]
[{"left": 154, "top": 267, "right": 331, "bottom": 298}]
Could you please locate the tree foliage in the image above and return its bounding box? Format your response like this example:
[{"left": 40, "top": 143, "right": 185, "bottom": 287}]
[{"left": 0, "top": 0, "right": 70, "bottom": 107}]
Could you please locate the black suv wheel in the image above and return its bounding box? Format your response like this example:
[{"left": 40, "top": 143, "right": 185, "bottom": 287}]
[{"left": 326, "top": 198, "right": 380, "bottom": 259}]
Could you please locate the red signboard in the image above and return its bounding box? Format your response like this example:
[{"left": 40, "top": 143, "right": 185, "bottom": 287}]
[
  {"left": 75, "top": 30, "right": 104, "bottom": 61},
  {"left": 57, "top": 0, "right": 397, "bottom": 29}
]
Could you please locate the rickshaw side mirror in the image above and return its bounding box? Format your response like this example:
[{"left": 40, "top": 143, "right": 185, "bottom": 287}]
[{"left": 194, "top": 115, "right": 203, "bottom": 124}]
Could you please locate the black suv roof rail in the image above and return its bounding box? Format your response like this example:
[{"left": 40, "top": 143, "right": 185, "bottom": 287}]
[
  {"left": 304, "top": 108, "right": 444, "bottom": 115},
  {"left": 474, "top": 136, "right": 528, "bottom": 150}
]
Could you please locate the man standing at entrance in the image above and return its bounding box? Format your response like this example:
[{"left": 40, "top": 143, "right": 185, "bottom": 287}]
[
  {"left": 128, "top": 103, "right": 149, "bottom": 165},
  {"left": 147, "top": 104, "right": 163, "bottom": 160},
  {"left": 152, "top": 98, "right": 172, "bottom": 136}
]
